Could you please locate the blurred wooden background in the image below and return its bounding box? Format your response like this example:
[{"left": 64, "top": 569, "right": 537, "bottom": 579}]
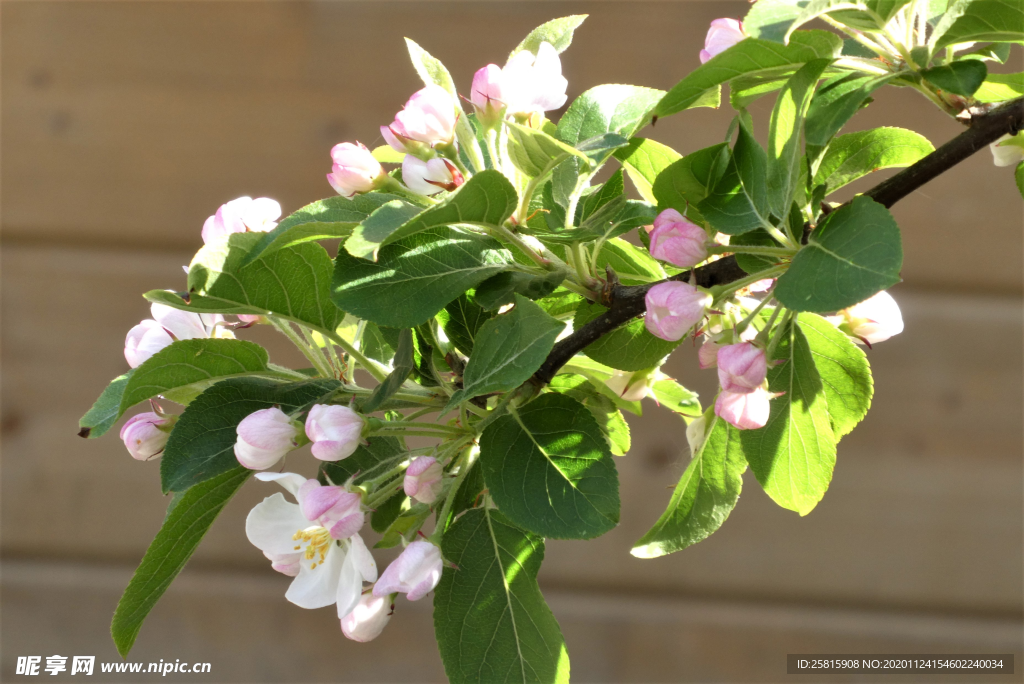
[{"left": 2, "top": 2, "right": 1022, "bottom": 682}]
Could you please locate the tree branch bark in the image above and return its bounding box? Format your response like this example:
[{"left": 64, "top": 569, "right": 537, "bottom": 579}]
[{"left": 533, "top": 96, "right": 1023, "bottom": 385}]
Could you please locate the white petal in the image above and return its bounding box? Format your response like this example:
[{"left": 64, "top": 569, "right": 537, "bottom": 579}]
[
  {"left": 348, "top": 534, "right": 378, "bottom": 583},
  {"left": 245, "top": 494, "right": 309, "bottom": 555},
  {"left": 335, "top": 550, "right": 363, "bottom": 619},
  {"left": 255, "top": 471, "right": 308, "bottom": 497},
  {"left": 285, "top": 541, "right": 343, "bottom": 610}
]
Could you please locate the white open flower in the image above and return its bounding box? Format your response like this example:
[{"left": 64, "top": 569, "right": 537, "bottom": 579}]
[{"left": 246, "top": 472, "right": 376, "bottom": 618}]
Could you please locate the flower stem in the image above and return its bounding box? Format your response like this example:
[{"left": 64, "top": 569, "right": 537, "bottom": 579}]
[
  {"left": 269, "top": 318, "right": 334, "bottom": 378},
  {"left": 430, "top": 443, "right": 478, "bottom": 541}
]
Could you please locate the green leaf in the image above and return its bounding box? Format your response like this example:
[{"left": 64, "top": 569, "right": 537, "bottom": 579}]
[
  {"left": 632, "top": 415, "right": 745, "bottom": 558},
  {"left": 361, "top": 329, "right": 414, "bottom": 414},
  {"left": 932, "top": 0, "right": 1024, "bottom": 49},
  {"left": 321, "top": 435, "right": 406, "bottom": 485},
  {"left": 767, "top": 59, "right": 832, "bottom": 216},
  {"left": 652, "top": 143, "right": 731, "bottom": 227},
  {"left": 447, "top": 296, "right": 564, "bottom": 409},
  {"left": 160, "top": 377, "right": 337, "bottom": 493},
  {"left": 1017, "top": 162, "right": 1024, "bottom": 198},
  {"left": 744, "top": 0, "right": 914, "bottom": 40},
  {"left": 922, "top": 60, "right": 988, "bottom": 96},
  {"left": 479, "top": 393, "right": 619, "bottom": 539},
  {"left": 506, "top": 121, "right": 592, "bottom": 177},
  {"left": 178, "top": 232, "right": 341, "bottom": 333},
  {"left": 775, "top": 196, "right": 902, "bottom": 312},
  {"left": 119, "top": 339, "right": 271, "bottom": 418},
  {"left": 573, "top": 301, "right": 680, "bottom": 372},
  {"left": 974, "top": 72, "right": 1024, "bottom": 102},
  {"left": 650, "top": 378, "right": 702, "bottom": 419},
  {"left": 362, "top": 323, "right": 398, "bottom": 365},
  {"left": 744, "top": 0, "right": 809, "bottom": 42},
  {"left": 511, "top": 14, "right": 588, "bottom": 58},
  {"left": 372, "top": 145, "right": 406, "bottom": 163},
  {"left": 472, "top": 270, "right": 565, "bottom": 310},
  {"left": 798, "top": 313, "right": 873, "bottom": 439},
  {"left": 332, "top": 227, "right": 513, "bottom": 328},
  {"left": 370, "top": 490, "right": 407, "bottom": 533},
  {"left": 593, "top": 237, "right": 666, "bottom": 286},
  {"left": 613, "top": 137, "right": 682, "bottom": 204},
  {"left": 813, "top": 127, "right": 934, "bottom": 192},
  {"left": 805, "top": 72, "right": 894, "bottom": 146},
  {"left": 434, "top": 508, "right": 569, "bottom": 684},
  {"left": 111, "top": 467, "right": 251, "bottom": 657},
  {"left": 345, "top": 171, "right": 518, "bottom": 260},
  {"left": 742, "top": 321, "right": 837, "bottom": 515},
  {"left": 655, "top": 31, "right": 842, "bottom": 118},
  {"left": 437, "top": 295, "right": 490, "bottom": 355},
  {"left": 242, "top": 193, "right": 404, "bottom": 265},
  {"left": 699, "top": 124, "right": 772, "bottom": 235},
  {"left": 547, "top": 374, "right": 631, "bottom": 455},
  {"left": 733, "top": 229, "right": 786, "bottom": 274},
  {"left": 79, "top": 370, "right": 134, "bottom": 439},
  {"left": 375, "top": 501, "right": 432, "bottom": 549}
]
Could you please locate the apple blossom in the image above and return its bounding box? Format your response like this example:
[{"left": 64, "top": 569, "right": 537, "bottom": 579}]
[
  {"left": 715, "top": 387, "right": 771, "bottom": 430},
  {"left": 201, "top": 196, "right": 281, "bottom": 245},
  {"left": 327, "top": 142, "right": 386, "bottom": 197},
  {"left": 501, "top": 42, "right": 568, "bottom": 116},
  {"left": 235, "top": 407, "right": 301, "bottom": 470},
  {"left": 717, "top": 343, "right": 767, "bottom": 393},
  {"left": 401, "top": 156, "right": 464, "bottom": 196},
  {"left": 404, "top": 456, "right": 444, "bottom": 505},
  {"left": 698, "top": 339, "right": 722, "bottom": 370},
  {"left": 341, "top": 593, "right": 393, "bottom": 642},
  {"left": 989, "top": 133, "right": 1024, "bottom": 167},
  {"left": 304, "top": 404, "right": 364, "bottom": 462},
  {"left": 700, "top": 18, "right": 745, "bottom": 63},
  {"left": 647, "top": 209, "right": 709, "bottom": 268},
  {"left": 373, "top": 540, "right": 443, "bottom": 601},
  {"left": 382, "top": 85, "right": 458, "bottom": 154},
  {"left": 644, "top": 281, "right": 712, "bottom": 341},
  {"left": 246, "top": 472, "right": 376, "bottom": 618},
  {"left": 124, "top": 303, "right": 231, "bottom": 368},
  {"left": 836, "top": 290, "right": 904, "bottom": 345},
  {"left": 120, "top": 412, "right": 174, "bottom": 461}
]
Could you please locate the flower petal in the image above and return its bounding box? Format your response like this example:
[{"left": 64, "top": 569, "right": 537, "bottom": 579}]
[
  {"left": 255, "top": 471, "right": 308, "bottom": 497},
  {"left": 285, "top": 541, "right": 342, "bottom": 610},
  {"left": 245, "top": 493, "right": 309, "bottom": 555}
]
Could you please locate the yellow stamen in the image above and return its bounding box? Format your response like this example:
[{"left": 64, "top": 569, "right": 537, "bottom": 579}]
[{"left": 292, "top": 526, "right": 332, "bottom": 569}]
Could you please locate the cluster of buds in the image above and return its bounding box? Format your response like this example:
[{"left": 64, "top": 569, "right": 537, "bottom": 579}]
[
  {"left": 233, "top": 403, "right": 364, "bottom": 470},
  {"left": 470, "top": 42, "right": 568, "bottom": 125},
  {"left": 200, "top": 196, "right": 281, "bottom": 245}
]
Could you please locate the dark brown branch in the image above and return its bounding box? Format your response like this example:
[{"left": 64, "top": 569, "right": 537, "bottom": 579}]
[{"left": 533, "top": 96, "right": 1024, "bottom": 385}]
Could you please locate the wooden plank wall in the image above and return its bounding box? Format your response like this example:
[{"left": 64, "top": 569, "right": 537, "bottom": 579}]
[{"left": 2, "top": 2, "right": 1022, "bottom": 682}]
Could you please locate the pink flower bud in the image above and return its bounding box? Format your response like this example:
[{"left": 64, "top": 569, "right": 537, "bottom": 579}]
[
  {"left": 327, "top": 142, "right": 385, "bottom": 198},
  {"left": 124, "top": 304, "right": 230, "bottom": 368},
  {"left": 296, "top": 479, "right": 365, "bottom": 540},
  {"left": 383, "top": 85, "right": 458, "bottom": 153},
  {"left": 717, "top": 342, "right": 767, "bottom": 393},
  {"left": 471, "top": 64, "right": 506, "bottom": 123},
  {"left": 837, "top": 290, "right": 904, "bottom": 345},
  {"left": 201, "top": 196, "right": 281, "bottom": 245},
  {"left": 715, "top": 387, "right": 771, "bottom": 430},
  {"left": 647, "top": 209, "right": 709, "bottom": 268},
  {"left": 990, "top": 133, "right": 1024, "bottom": 167},
  {"left": 501, "top": 42, "right": 568, "bottom": 116},
  {"left": 124, "top": 319, "right": 174, "bottom": 368},
  {"left": 404, "top": 457, "right": 444, "bottom": 504},
  {"left": 401, "top": 156, "right": 464, "bottom": 196},
  {"left": 341, "top": 593, "right": 392, "bottom": 642},
  {"left": 700, "top": 18, "right": 746, "bottom": 63},
  {"left": 305, "top": 404, "right": 364, "bottom": 462},
  {"left": 234, "top": 407, "right": 299, "bottom": 470},
  {"left": 237, "top": 314, "right": 263, "bottom": 324},
  {"left": 644, "top": 281, "right": 712, "bottom": 342},
  {"left": 120, "top": 412, "right": 174, "bottom": 461},
  {"left": 373, "top": 540, "right": 443, "bottom": 601},
  {"left": 698, "top": 339, "right": 721, "bottom": 369}
]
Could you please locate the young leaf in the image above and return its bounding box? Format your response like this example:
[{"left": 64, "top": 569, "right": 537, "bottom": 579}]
[
  {"left": 79, "top": 370, "right": 134, "bottom": 439},
  {"left": 593, "top": 238, "right": 666, "bottom": 285},
  {"left": 360, "top": 329, "right": 414, "bottom": 414},
  {"left": 767, "top": 59, "right": 832, "bottom": 217},
  {"left": 511, "top": 14, "right": 588, "bottom": 58},
  {"left": 921, "top": 60, "right": 988, "bottom": 96},
  {"left": 321, "top": 435, "right": 405, "bottom": 485},
  {"left": 111, "top": 467, "right": 251, "bottom": 657},
  {"left": 742, "top": 321, "right": 837, "bottom": 515},
  {"left": 932, "top": 0, "right": 1024, "bottom": 49},
  {"left": 548, "top": 374, "right": 632, "bottom": 455},
  {"left": 813, "top": 127, "right": 934, "bottom": 192},
  {"left": 652, "top": 143, "right": 731, "bottom": 227},
  {"left": 241, "top": 193, "right": 405, "bottom": 265},
  {"left": 650, "top": 378, "right": 702, "bottom": 419},
  {"left": 698, "top": 124, "right": 772, "bottom": 235},
  {"left": 631, "top": 415, "right": 746, "bottom": 558},
  {"left": 574, "top": 301, "right": 680, "bottom": 372},
  {"left": 160, "top": 377, "right": 338, "bottom": 493},
  {"left": 179, "top": 232, "right": 342, "bottom": 334},
  {"left": 434, "top": 508, "right": 570, "bottom": 684},
  {"left": 973, "top": 72, "right": 1024, "bottom": 103},
  {"left": 798, "top": 313, "right": 873, "bottom": 439},
  {"left": 506, "top": 121, "right": 592, "bottom": 177},
  {"left": 805, "top": 72, "right": 895, "bottom": 146},
  {"left": 654, "top": 31, "right": 842, "bottom": 118},
  {"left": 436, "top": 295, "right": 490, "bottom": 355},
  {"left": 119, "top": 339, "right": 272, "bottom": 418},
  {"left": 479, "top": 393, "right": 619, "bottom": 539},
  {"left": 332, "top": 227, "right": 513, "bottom": 329},
  {"left": 613, "top": 137, "right": 682, "bottom": 204},
  {"left": 774, "top": 196, "right": 903, "bottom": 312},
  {"left": 447, "top": 295, "right": 564, "bottom": 409},
  {"left": 1016, "top": 161, "right": 1024, "bottom": 199},
  {"left": 345, "top": 171, "right": 518, "bottom": 260}
]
